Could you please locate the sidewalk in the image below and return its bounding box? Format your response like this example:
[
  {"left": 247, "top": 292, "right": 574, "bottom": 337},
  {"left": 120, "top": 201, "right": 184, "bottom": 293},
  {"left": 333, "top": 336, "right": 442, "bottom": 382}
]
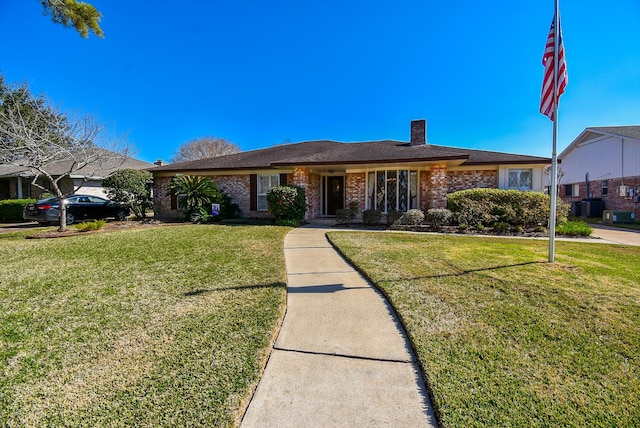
[{"left": 241, "top": 226, "right": 437, "bottom": 427}]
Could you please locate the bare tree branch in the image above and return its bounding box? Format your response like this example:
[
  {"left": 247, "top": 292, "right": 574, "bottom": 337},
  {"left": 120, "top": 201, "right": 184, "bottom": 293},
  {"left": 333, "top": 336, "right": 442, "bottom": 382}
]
[
  {"left": 170, "top": 137, "right": 240, "bottom": 163},
  {"left": 0, "top": 79, "right": 131, "bottom": 231}
]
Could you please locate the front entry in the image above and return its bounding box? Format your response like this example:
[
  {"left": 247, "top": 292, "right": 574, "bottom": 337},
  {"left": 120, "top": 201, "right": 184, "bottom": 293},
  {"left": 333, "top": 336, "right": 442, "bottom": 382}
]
[{"left": 324, "top": 176, "right": 344, "bottom": 216}]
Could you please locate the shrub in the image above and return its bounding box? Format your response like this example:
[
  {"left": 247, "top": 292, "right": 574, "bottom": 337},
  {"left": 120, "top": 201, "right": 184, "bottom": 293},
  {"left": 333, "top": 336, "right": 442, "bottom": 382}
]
[
  {"left": 102, "top": 169, "right": 153, "bottom": 218},
  {"left": 0, "top": 199, "right": 36, "bottom": 222},
  {"left": 427, "top": 208, "right": 453, "bottom": 230},
  {"left": 335, "top": 201, "right": 359, "bottom": 224},
  {"left": 493, "top": 221, "right": 509, "bottom": 233},
  {"left": 447, "top": 188, "right": 570, "bottom": 228},
  {"left": 75, "top": 219, "right": 106, "bottom": 232},
  {"left": 335, "top": 208, "right": 353, "bottom": 224},
  {"left": 386, "top": 210, "right": 403, "bottom": 225},
  {"left": 266, "top": 185, "right": 307, "bottom": 224},
  {"left": 362, "top": 209, "right": 382, "bottom": 225},
  {"left": 397, "top": 209, "right": 425, "bottom": 226},
  {"left": 556, "top": 220, "right": 593, "bottom": 237}
]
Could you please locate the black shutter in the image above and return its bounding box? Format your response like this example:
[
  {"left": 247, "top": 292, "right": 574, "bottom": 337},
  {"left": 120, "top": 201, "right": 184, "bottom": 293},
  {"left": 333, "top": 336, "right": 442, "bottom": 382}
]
[
  {"left": 170, "top": 193, "right": 177, "bottom": 210},
  {"left": 279, "top": 173, "right": 288, "bottom": 186},
  {"left": 250, "top": 174, "right": 257, "bottom": 211}
]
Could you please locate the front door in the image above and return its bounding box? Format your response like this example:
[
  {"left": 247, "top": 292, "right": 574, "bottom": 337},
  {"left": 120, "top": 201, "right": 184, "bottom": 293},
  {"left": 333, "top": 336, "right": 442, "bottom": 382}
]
[{"left": 326, "top": 176, "right": 344, "bottom": 215}]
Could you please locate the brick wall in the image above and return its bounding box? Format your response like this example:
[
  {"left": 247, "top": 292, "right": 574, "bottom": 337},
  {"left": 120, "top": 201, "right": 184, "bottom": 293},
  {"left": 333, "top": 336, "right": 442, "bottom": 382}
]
[
  {"left": 153, "top": 176, "right": 178, "bottom": 220},
  {"left": 154, "top": 174, "right": 267, "bottom": 220},
  {"left": 427, "top": 163, "right": 448, "bottom": 209},
  {"left": 292, "top": 168, "right": 321, "bottom": 219},
  {"left": 447, "top": 170, "right": 498, "bottom": 193},
  {"left": 561, "top": 175, "right": 640, "bottom": 213},
  {"left": 345, "top": 172, "right": 366, "bottom": 217}
]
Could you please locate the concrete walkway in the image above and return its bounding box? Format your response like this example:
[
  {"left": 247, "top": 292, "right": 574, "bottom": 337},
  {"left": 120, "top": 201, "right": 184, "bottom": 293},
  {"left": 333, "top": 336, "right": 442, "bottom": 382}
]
[{"left": 241, "top": 226, "right": 437, "bottom": 427}]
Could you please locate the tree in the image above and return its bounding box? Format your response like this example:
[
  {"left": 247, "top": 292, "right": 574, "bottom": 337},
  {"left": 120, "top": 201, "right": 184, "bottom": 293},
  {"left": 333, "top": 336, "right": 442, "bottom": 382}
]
[
  {"left": 102, "top": 169, "right": 153, "bottom": 219},
  {"left": 41, "top": 0, "right": 103, "bottom": 38},
  {"left": 0, "top": 76, "right": 130, "bottom": 231},
  {"left": 170, "top": 137, "right": 240, "bottom": 164}
]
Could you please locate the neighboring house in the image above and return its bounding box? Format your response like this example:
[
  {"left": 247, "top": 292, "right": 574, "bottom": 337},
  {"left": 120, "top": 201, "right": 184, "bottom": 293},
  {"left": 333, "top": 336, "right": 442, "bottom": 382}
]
[
  {"left": 558, "top": 126, "right": 640, "bottom": 215},
  {"left": 0, "top": 156, "right": 153, "bottom": 200},
  {"left": 150, "top": 120, "right": 551, "bottom": 221}
]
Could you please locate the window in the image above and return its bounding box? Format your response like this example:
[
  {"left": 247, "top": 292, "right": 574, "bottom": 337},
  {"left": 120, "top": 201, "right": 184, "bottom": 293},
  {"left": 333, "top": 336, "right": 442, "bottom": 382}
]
[
  {"left": 367, "top": 169, "right": 418, "bottom": 213},
  {"left": 601, "top": 180, "right": 608, "bottom": 195},
  {"left": 508, "top": 168, "right": 532, "bottom": 190},
  {"left": 564, "top": 183, "right": 579, "bottom": 197},
  {"left": 257, "top": 174, "right": 280, "bottom": 211}
]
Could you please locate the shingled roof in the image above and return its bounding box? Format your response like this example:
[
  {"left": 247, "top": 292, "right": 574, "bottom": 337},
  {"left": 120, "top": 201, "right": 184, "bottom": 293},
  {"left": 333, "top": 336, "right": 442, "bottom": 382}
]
[
  {"left": 150, "top": 139, "right": 550, "bottom": 172},
  {"left": 587, "top": 126, "right": 640, "bottom": 141}
]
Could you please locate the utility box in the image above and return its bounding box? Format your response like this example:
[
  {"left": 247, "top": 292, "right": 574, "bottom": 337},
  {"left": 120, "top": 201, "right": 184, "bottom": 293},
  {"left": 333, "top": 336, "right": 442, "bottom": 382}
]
[{"left": 602, "top": 210, "right": 635, "bottom": 224}]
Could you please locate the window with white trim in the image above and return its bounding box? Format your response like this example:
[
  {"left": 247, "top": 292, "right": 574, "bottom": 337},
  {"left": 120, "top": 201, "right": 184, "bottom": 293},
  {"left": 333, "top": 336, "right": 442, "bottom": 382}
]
[
  {"left": 258, "top": 174, "right": 280, "bottom": 211},
  {"left": 508, "top": 168, "right": 533, "bottom": 190},
  {"left": 367, "top": 169, "right": 419, "bottom": 213},
  {"left": 564, "top": 183, "right": 579, "bottom": 197}
]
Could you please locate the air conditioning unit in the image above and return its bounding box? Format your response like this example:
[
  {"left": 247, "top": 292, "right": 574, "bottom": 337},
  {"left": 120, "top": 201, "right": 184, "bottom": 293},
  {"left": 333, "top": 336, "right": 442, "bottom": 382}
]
[{"left": 619, "top": 185, "right": 629, "bottom": 197}]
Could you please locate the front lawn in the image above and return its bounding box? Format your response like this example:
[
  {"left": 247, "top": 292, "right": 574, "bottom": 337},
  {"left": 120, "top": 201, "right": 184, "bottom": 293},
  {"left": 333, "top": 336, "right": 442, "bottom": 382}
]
[
  {"left": 328, "top": 232, "right": 640, "bottom": 427},
  {"left": 1, "top": 225, "right": 289, "bottom": 427}
]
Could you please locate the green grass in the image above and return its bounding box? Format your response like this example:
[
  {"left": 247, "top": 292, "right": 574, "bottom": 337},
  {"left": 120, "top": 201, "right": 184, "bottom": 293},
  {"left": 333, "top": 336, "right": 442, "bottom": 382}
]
[
  {"left": 556, "top": 220, "right": 593, "bottom": 236},
  {"left": 1, "top": 224, "right": 289, "bottom": 427},
  {"left": 328, "top": 232, "right": 640, "bottom": 428}
]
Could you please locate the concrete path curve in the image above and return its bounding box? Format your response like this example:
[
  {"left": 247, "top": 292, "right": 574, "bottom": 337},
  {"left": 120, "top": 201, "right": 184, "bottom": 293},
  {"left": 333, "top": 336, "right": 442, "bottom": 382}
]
[{"left": 241, "top": 226, "right": 438, "bottom": 427}]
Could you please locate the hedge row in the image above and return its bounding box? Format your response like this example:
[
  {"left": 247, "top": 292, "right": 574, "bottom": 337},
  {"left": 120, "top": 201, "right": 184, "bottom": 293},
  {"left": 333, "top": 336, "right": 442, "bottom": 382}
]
[
  {"left": 0, "top": 199, "right": 36, "bottom": 222},
  {"left": 446, "top": 188, "right": 569, "bottom": 228}
]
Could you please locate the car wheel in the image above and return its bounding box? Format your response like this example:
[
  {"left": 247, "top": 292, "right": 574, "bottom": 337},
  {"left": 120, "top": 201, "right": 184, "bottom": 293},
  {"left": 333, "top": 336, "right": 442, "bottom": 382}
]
[
  {"left": 66, "top": 213, "right": 75, "bottom": 225},
  {"left": 115, "top": 210, "right": 127, "bottom": 221}
]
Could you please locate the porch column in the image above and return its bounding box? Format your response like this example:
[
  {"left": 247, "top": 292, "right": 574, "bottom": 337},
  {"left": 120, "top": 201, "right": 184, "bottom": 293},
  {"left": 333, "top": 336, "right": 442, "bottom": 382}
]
[
  {"left": 292, "top": 168, "right": 311, "bottom": 220},
  {"left": 17, "top": 177, "right": 23, "bottom": 199},
  {"left": 428, "top": 162, "right": 448, "bottom": 209}
]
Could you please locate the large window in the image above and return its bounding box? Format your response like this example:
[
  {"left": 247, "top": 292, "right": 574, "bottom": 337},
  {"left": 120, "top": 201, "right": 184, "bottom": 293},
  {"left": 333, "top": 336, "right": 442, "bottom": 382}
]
[
  {"left": 508, "top": 168, "right": 532, "bottom": 190},
  {"left": 258, "top": 174, "right": 280, "bottom": 211},
  {"left": 367, "top": 169, "right": 418, "bottom": 213}
]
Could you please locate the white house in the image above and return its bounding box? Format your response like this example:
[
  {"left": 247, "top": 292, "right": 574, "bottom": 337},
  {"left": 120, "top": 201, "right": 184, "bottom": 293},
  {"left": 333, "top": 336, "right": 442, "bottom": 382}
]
[{"left": 558, "top": 126, "right": 640, "bottom": 216}]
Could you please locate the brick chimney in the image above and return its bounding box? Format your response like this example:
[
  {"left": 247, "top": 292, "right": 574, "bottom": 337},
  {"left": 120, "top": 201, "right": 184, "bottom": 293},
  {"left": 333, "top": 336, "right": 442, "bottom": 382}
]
[
  {"left": 410, "top": 119, "right": 427, "bottom": 146},
  {"left": 154, "top": 159, "right": 164, "bottom": 166}
]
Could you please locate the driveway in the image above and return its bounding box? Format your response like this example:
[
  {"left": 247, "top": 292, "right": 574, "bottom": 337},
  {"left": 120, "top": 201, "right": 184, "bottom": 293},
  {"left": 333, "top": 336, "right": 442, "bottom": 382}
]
[{"left": 590, "top": 224, "right": 640, "bottom": 246}]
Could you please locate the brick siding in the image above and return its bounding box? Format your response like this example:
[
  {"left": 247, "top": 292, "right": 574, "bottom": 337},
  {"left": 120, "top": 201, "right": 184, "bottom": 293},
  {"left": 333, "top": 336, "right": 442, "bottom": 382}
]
[
  {"left": 345, "top": 172, "right": 366, "bottom": 217},
  {"left": 447, "top": 170, "right": 498, "bottom": 193},
  {"left": 561, "top": 175, "right": 640, "bottom": 213}
]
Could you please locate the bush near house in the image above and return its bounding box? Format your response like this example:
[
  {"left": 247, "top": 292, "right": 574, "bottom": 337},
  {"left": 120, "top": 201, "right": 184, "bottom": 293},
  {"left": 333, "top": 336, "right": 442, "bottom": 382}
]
[
  {"left": 266, "top": 185, "right": 306, "bottom": 226},
  {"left": 362, "top": 209, "right": 382, "bottom": 225},
  {"left": 0, "top": 199, "right": 36, "bottom": 222},
  {"left": 427, "top": 208, "right": 453, "bottom": 230},
  {"left": 447, "top": 188, "right": 569, "bottom": 229}
]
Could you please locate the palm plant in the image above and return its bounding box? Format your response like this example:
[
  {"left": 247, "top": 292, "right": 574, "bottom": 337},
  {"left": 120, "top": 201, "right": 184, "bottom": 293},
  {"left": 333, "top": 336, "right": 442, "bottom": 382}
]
[{"left": 167, "top": 175, "right": 222, "bottom": 220}]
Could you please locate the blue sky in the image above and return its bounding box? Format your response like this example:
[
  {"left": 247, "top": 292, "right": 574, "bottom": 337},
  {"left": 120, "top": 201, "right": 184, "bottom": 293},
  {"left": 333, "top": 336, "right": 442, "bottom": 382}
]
[{"left": 1, "top": 1, "right": 639, "bottom": 164}]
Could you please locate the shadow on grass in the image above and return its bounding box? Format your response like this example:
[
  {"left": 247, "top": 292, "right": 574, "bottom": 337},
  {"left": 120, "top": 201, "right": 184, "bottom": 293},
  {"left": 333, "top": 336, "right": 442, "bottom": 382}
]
[
  {"left": 183, "top": 282, "right": 286, "bottom": 296},
  {"left": 383, "top": 261, "right": 547, "bottom": 282}
]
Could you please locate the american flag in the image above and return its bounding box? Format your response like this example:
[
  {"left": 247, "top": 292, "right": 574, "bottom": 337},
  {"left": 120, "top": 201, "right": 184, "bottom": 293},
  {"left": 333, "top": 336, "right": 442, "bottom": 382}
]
[{"left": 540, "top": 15, "right": 567, "bottom": 121}]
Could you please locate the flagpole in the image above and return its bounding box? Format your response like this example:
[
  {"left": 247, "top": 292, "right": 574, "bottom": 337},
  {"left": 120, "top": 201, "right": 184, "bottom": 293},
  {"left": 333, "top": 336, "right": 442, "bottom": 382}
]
[{"left": 548, "top": 0, "right": 560, "bottom": 262}]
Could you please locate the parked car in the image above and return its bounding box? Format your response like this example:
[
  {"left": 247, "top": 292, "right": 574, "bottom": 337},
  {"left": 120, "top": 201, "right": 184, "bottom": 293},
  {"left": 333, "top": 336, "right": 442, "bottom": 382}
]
[{"left": 23, "top": 195, "right": 129, "bottom": 225}]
